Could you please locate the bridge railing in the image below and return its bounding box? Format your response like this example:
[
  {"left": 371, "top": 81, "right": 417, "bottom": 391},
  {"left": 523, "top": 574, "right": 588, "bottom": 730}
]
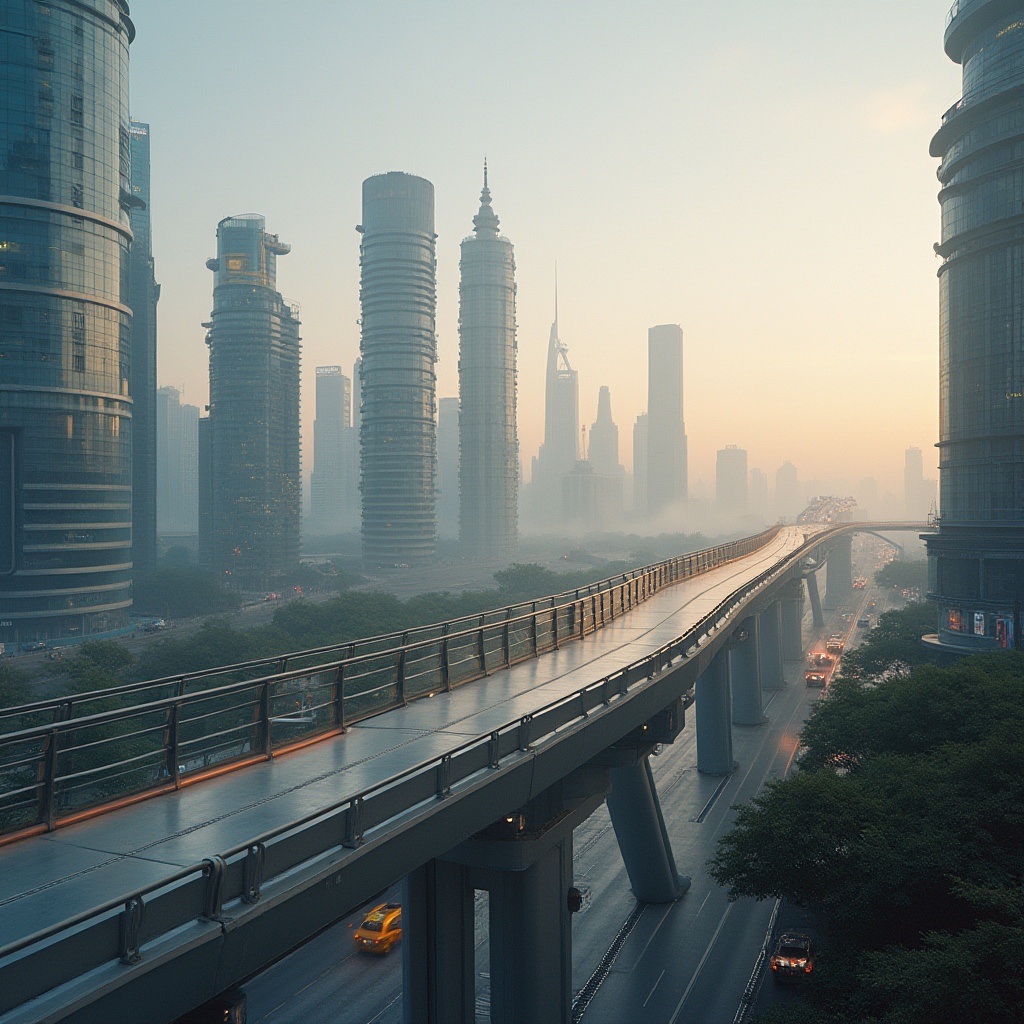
[
  {"left": 0, "top": 523, "right": 817, "bottom": 1017},
  {"left": 0, "top": 528, "right": 779, "bottom": 737},
  {"left": 0, "top": 528, "right": 782, "bottom": 837}
]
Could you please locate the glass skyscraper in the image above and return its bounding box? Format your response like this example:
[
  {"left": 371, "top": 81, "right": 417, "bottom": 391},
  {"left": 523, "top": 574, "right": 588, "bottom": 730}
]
[
  {"left": 202, "top": 214, "right": 301, "bottom": 588},
  {"left": 927, "top": 0, "right": 1024, "bottom": 651},
  {"left": 0, "top": 0, "right": 136, "bottom": 644}
]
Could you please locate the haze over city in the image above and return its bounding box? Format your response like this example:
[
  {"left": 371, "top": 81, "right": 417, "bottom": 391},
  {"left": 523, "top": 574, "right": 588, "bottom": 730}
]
[{"left": 129, "top": 0, "right": 960, "bottom": 499}]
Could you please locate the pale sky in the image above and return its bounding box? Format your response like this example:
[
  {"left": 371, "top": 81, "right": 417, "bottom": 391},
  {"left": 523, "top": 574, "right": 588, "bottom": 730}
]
[{"left": 129, "top": 0, "right": 962, "bottom": 497}]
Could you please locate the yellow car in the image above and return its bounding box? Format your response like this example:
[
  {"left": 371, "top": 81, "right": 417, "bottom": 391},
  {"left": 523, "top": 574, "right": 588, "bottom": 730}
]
[{"left": 353, "top": 903, "right": 402, "bottom": 955}]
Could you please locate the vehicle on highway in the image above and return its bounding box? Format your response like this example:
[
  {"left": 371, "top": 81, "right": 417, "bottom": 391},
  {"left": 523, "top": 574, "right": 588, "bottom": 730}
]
[
  {"left": 20, "top": 641, "right": 46, "bottom": 652},
  {"left": 857, "top": 617, "right": 870, "bottom": 629},
  {"left": 825, "top": 634, "right": 845, "bottom": 654},
  {"left": 804, "top": 669, "right": 826, "bottom": 687},
  {"left": 770, "top": 932, "right": 815, "bottom": 981},
  {"left": 353, "top": 903, "right": 402, "bottom": 955}
]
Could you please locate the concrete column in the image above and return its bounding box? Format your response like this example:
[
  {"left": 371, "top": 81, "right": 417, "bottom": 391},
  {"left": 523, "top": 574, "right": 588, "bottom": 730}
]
[
  {"left": 730, "top": 615, "right": 764, "bottom": 726},
  {"left": 607, "top": 757, "right": 690, "bottom": 902},
  {"left": 758, "top": 602, "right": 784, "bottom": 690},
  {"left": 487, "top": 836, "right": 573, "bottom": 1024},
  {"left": 824, "top": 535, "right": 853, "bottom": 609},
  {"left": 780, "top": 579, "right": 805, "bottom": 661},
  {"left": 805, "top": 571, "right": 825, "bottom": 628},
  {"left": 696, "top": 647, "right": 734, "bottom": 774},
  {"left": 403, "top": 860, "right": 476, "bottom": 1024}
]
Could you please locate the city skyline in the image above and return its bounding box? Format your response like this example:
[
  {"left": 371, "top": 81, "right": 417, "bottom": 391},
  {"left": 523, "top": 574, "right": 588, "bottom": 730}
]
[{"left": 127, "top": 1, "right": 958, "bottom": 497}]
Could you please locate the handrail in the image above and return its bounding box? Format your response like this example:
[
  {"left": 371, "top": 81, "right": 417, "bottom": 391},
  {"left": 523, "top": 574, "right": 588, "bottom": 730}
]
[
  {"left": 0, "top": 521, "right": 806, "bottom": 972},
  {"left": 0, "top": 528, "right": 779, "bottom": 731},
  {"left": 0, "top": 527, "right": 782, "bottom": 836}
]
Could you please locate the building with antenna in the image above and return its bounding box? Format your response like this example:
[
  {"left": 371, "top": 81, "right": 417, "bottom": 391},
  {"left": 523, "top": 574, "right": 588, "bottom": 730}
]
[
  {"left": 358, "top": 172, "right": 437, "bottom": 565},
  {"left": 530, "top": 277, "right": 579, "bottom": 523},
  {"left": 201, "top": 214, "right": 301, "bottom": 588},
  {"left": 458, "top": 165, "right": 518, "bottom": 560}
]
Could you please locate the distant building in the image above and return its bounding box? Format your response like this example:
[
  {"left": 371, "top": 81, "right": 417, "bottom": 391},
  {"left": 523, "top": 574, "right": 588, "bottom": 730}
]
[
  {"left": 128, "top": 119, "right": 159, "bottom": 572},
  {"left": 358, "top": 172, "right": 437, "bottom": 565},
  {"left": 586, "top": 386, "right": 624, "bottom": 521},
  {"left": 438, "top": 397, "right": 459, "bottom": 538},
  {"left": 716, "top": 445, "right": 748, "bottom": 518},
  {"left": 0, "top": 0, "right": 135, "bottom": 645},
  {"left": 927, "top": 0, "right": 1024, "bottom": 652},
  {"left": 156, "top": 387, "right": 199, "bottom": 534},
  {"left": 201, "top": 214, "right": 301, "bottom": 587},
  {"left": 458, "top": 167, "right": 518, "bottom": 559},
  {"left": 903, "top": 446, "right": 935, "bottom": 521},
  {"left": 749, "top": 467, "right": 769, "bottom": 521},
  {"left": 531, "top": 288, "right": 579, "bottom": 523},
  {"left": 647, "top": 324, "right": 687, "bottom": 515},
  {"left": 775, "top": 461, "right": 801, "bottom": 521},
  {"left": 309, "top": 366, "right": 353, "bottom": 535},
  {"left": 632, "top": 414, "right": 649, "bottom": 516}
]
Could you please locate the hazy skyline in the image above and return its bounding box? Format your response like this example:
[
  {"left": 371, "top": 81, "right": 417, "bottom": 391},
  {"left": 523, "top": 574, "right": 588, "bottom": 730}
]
[{"left": 130, "top": 0, "right": 960, "bottom": 499}]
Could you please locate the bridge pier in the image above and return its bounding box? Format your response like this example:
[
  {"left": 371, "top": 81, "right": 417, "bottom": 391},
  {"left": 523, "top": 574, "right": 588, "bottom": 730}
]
[
  {"left": 403, "top": 769, "right": 609, "bottom": 1024},
  {"left": 696, "top": 647, "right": 735, "bottom": 774},
  {"left": 606, "top": 754, "right": 690, "bottom": 902},
  {"left": 824, "top": 535, "right": 853, "bottom": 609},
  {"left": 779, "top": 579, "right": 805, "bottom": 661},
  {"left": 805, "top": 570, "right": 825, "bottom": 628},
  {"left": 730, "top": 615, "right": 765, "bottom": 726},
  {"left": 757, "top": 601, "right": 784, "bottom": 690}
]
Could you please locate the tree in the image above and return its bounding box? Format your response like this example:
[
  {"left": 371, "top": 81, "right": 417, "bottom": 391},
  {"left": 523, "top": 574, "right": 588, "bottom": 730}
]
[
  {"left": 132, "top": 567, "right": 242, "bottom": 619},
  {"left": 0, "top": 662, "right": 30, "bottom": 709},
  {"left": 493, "top": 564, "right": 566, "bottom": 602},
  {"left": 873, "top": 558, "right": 928, "bottom": 594},
  {"left": 837, "top": 602, "right": 936, "bottom": 681}
]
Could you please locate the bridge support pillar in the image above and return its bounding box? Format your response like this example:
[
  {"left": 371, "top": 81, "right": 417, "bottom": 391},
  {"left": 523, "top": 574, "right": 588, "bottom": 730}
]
[
  {"left": 780, "top": 579, "right": 805, "bottom": 661},
  {"left": 696, "top": 647, "right": 735, "bottom": 774},
  {"left": 404, "top": 768, "right": 608, "bottom": 1024},
  {"left": 805, "top": 571, "right": 825, "bottom": 628},
  {"left": 758, "top": 602, "right": 784, "bottom": 690},
  {"left": 730, "top": 615, "right": 765, "bottom": 726},
  {"left": 607, "top": 755, "right": 690, "bottom": 902},
  {"left": 824, "top": 535, "right": 853, "bottom": 609}
]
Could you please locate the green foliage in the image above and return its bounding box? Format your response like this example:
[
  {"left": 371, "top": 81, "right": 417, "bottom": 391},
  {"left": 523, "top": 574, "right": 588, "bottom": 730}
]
[
  {"left": 493, "top": 563, "right": 567, "bottom": 602},
  {"left": 132, "top": 567, "right": 242, "bottom": 618},
  {"left": 0, "top": 662, "right": 31, "bottom": 709},
  {"left": 837, "top": 602, "right": 936, "bottom": 681},
  {"left": 58, "top": 640, "right": 136, "bottom": 693},
  {"left": 873, "top": 558, "right": 928, "bottom": 593},
  {"left": 712, "top": 652, "right": 1024, "bottom": 1022}
]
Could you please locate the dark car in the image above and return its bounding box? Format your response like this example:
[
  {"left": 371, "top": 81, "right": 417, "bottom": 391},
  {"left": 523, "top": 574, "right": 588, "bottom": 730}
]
[
  {"left": 770, "top": 932, "right": 814, "bottom": 981},
  {"left": 20, "top": 641, "right": 46, "bottom": 652}
]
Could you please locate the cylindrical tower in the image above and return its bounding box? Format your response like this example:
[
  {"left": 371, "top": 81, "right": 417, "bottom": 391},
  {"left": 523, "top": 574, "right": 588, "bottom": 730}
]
[
  {"left": 358, "top": 172, "right": 437, "bottom": 565},
  {"left": 458, "top": 168, "right": 518, "bottom": 561},
  {"left": 203, "top": 214, "right": 301, "bottom": 588},
  {"left": 928, "top": 0, "right": 1024, "bottom": 651},
  {"left": 0, "top": 0, "right": 136, "bottom": 645}
]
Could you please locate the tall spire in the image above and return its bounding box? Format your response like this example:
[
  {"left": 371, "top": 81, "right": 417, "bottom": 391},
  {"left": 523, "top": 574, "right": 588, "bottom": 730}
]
[{"left": 472, "top": 159, "right": 499, "bottom": 236}]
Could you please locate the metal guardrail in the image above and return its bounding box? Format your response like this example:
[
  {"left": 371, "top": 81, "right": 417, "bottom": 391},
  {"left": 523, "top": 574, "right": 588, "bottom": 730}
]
[
  {"left": 0, "top": 523, "right": 823, "bottom": 1017},
  {"left": 0, "top": 529, "right": 781, "bottom": 837}
]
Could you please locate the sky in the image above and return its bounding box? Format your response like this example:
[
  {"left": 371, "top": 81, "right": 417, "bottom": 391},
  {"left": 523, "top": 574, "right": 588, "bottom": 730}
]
[{"left": 128, "top": 0, "right": 963, "bottom": 500}]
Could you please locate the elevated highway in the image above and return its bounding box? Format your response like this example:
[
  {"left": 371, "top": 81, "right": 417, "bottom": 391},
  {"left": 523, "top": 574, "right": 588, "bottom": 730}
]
[{"left": 0, "top": 522, "right": 929, "bottom": 1024}]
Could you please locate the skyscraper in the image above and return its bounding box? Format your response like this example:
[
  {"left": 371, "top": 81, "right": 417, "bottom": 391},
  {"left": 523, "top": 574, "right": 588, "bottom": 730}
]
[
  {"left": 647, "top": 324, "right": 687, "bottom": 515},
  {"left": 201, "top": 215, "right": 301, "bottom": 587},
  {"left": 156, "top": 386, "right": 198, "bottom": 534},
  {"left": 437, "top": 397, "right": 459, "bottom": 539},
  {"left": 309, "top": 366, "right": 352, "bottom": 535},
  {"left": 632, "top": 413, "right": 649, "bottom": 516},
  {"left": 458, "top": 167, "right": 518, "bottom": 560},
  {"left": 531, "top": 288, "right": 579, "bottom": 520},
  {"left": 588, "top": 386, "right": 620, "bottom": 478},
  {"left": 775, "top": 460, "right": 801, "bottom": 521},
  {"left": 358, "top": 172, "right": 437, "bottom": 565},
  {"left": 716, "top": 445, "right": 748, "bottom": 519},
  {"left": 0, "top": 0, "right": 135, "bottom": 645},
  {"left": 128, "top": 118, "right": 158, "bottom": 572},
  {"left": 927, "top": 1, "right": 1024, "bottom": 651}
]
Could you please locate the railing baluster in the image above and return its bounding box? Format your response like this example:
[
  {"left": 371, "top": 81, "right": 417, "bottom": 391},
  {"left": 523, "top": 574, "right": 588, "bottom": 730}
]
[{"left": 478, "top": 615, "right": 488, "bottom": 675}]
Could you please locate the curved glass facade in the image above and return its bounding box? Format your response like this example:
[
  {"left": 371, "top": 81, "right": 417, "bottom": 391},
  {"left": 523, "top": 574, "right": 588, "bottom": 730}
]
[
  {"left": 0, "top": 0, "right": 134, "bottom": 643},
  {"left": 928, "top": 0, "right": 1024, "bottom": 650}
]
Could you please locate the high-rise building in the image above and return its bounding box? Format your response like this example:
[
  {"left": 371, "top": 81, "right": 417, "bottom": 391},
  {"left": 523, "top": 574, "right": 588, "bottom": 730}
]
[
  {"left": 156, "top": 386, "right": 199, "bottom": 534},
  {"left": 201, "top": 214, "right": 301, "bottom": 587},
  {"left": 632, "top": 414, "right": 649, "bottom": 516},
  {"left": 588, "top": 386, "right": 620, "bottom": 478},
  {"left": 531, "top": 290, "right": 579, "bottom": 520},
  {"left": 0, "top": 0, "right": 135, "bottom": 644},
  {"left": 127, "top": 119, "right": 158, "bottom": 572},
  {"left": 904, "top": 446, "right": 935, "bottom": 521},
  {"left": 437, "top": 397, "right": 459, "bottom": 539},
  {"left": 458, "top": 168, "right": 518, "bottom": 560},
  {"left": 775, "top": 460, "right": 801, "bottom": 521},
  {"left": 927, "top": 1, "right": 1024, "bottom": 651},
  {"left": 358, "top": 172, "right": 437, "bottom": 565},
  {"left": 716, "top": 445, "right": 748, "bottom": 519},
  {"left": 647, "top": 324, "right": 687, "bottom": 515},
  {"left": 309, "top": 366, "right": 352, "bottom": 535},
  {"left": 749, "top": 467, "right": 769, "bottom": 521}
]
